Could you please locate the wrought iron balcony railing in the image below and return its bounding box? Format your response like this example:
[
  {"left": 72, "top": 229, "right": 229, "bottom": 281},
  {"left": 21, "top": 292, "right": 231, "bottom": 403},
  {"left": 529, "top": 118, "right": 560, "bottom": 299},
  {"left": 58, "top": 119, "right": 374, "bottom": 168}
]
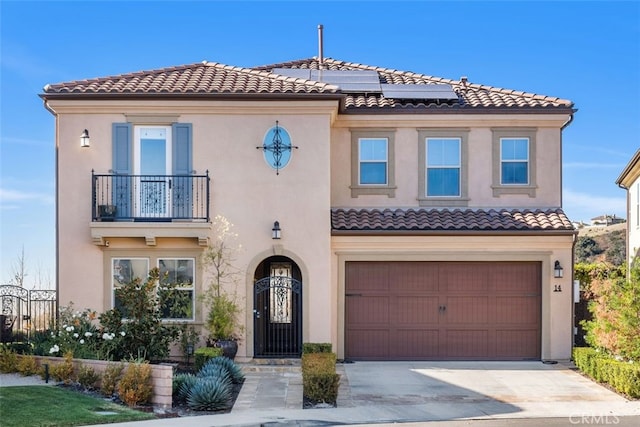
[{"left": 92, "top": 171, "right": 210, "bottom": 222}]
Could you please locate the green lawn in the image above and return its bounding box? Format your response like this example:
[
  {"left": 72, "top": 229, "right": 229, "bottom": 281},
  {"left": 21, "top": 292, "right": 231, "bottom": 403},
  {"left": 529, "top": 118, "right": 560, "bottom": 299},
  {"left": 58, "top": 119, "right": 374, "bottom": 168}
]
[{"left": 0, "top": 386, "right": 156, "bottom": 427}]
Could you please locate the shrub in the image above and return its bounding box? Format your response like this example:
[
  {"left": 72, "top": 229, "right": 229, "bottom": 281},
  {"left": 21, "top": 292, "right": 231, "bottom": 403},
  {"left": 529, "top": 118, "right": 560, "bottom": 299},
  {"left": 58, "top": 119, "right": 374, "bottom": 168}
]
[
  {"left": 207, "top": 356, "right": 244, "bottom": 384},
  {"left": 100, "top": 363, "right": 124, "bottom": 397},
  {"left": 0, "top": 346, "right": 19, "bottom": 373},
  {"left": 173, "top": 373, "right": 197, "bottom": 404},
  {"left": 17, "top": 355, "right": 39, "bottom": 376},
  {"left": 301, "top": 352, "right": 339, "bottom": 405},
  {"left": 194, "top": 347, "right": 223, "bottom": 371},
  {"left": 187, "top": 377, "right": 232, "bottom": 411},
  {"left": 51, "top": 351, "right": 75, "bottom": 384},
  {"left": 573, "top": 347, "right": 640, "bottom": 398},
  {"left": 77, "top": 365, "right": 100, "bottom": 390},
  {"left": 302, "top": 343, "right": 332, "bottom": 354},
  {"left": 117, "top": 361, "right": 153, "bottom": 407},
  {"left": 99, "top": 268, "right": 182, "bottom": 362}
]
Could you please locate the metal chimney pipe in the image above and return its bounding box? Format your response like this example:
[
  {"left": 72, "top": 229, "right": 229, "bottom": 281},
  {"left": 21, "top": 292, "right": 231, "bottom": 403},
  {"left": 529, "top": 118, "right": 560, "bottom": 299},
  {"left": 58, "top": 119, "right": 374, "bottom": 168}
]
[{"left": 318, "top": 24, "right": 324, "bottom": 68}]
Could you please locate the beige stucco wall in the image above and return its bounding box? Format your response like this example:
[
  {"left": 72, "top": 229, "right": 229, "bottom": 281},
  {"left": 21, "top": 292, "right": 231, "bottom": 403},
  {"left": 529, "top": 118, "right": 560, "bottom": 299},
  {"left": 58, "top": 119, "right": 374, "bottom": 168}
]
[
  {"left": 331, "top": 233, "right": 575, "bottom": 361},
  {"left": 331, "top": 114, "right": 567, "bottom": 208},
  {"left": 49, "top": 99, "right": 337, "bottom": 360}
]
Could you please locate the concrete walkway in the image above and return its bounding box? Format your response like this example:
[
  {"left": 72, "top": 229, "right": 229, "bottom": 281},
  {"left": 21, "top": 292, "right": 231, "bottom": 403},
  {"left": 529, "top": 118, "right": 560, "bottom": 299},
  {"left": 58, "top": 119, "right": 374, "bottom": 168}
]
[{"left": 3, "top": 361, "right": 640, "bottom": 426}]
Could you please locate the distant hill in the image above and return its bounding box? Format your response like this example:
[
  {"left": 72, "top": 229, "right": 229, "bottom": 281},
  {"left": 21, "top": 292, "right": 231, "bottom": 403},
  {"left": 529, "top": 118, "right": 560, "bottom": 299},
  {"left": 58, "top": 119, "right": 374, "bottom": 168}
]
[{"left": 575, "top": 223, "right": 626, "bottom": 265}]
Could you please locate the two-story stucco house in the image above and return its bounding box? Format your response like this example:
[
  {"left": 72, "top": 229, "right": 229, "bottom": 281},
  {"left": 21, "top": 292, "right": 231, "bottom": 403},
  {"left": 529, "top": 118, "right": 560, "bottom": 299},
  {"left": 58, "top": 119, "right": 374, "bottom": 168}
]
[
  {"left": 41, "top": 56, "right": 577, "bottom": 362},
  {"left": 616, "top": 149, "right": 640, "bottom": 269}
]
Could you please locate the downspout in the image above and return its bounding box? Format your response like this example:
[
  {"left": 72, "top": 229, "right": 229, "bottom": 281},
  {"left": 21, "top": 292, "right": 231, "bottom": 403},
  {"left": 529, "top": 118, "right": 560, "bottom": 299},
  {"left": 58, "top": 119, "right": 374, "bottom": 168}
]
[
  {"left": 571, "top": 229, "right": 578, "bottom": 358},
  {"left": 43, "top": 98, "right": 59, "bottom": 325}
]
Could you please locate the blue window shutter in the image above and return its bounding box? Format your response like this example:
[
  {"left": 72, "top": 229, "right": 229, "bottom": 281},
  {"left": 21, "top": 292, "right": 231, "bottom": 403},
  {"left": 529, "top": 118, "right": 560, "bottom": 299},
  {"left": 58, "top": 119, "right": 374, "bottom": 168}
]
[
  {"left": 112, "top": 123, "right": 132, "bottom": 218},
  {"left": 172, "top": 123, "right": 193, "bottom": 219}
]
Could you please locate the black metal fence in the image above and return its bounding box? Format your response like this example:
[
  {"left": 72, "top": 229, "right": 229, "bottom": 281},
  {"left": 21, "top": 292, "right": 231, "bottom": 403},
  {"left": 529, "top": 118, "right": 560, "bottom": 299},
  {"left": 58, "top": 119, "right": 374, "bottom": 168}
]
[
  {"left": 92, "top": 171, "right": 210, "bottom": 222},
  {"left": 1, "top": 285, "right": 56, "bottom": 343}
]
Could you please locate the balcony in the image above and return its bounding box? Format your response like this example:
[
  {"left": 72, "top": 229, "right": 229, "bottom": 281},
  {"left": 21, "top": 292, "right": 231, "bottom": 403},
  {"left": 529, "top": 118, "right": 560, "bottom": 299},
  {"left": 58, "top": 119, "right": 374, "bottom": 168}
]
[{"left": 90, "top": 172, "right": 211, "bottom": 246}]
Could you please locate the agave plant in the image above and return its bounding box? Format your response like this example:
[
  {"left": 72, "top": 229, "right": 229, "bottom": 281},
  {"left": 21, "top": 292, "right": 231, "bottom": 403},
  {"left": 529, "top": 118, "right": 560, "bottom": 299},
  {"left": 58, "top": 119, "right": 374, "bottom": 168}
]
[
  {"left": 197, "top": 362, "right": 232, "bottom": 384},
  {"left": 209, "top": 356, "right": 245, "bottom": 384},
  {"left": 173, "top": 373, "right": 197, "bottom": 404},
  {"left": 187, "top": 377, "right": 232, "bottom": 411}
]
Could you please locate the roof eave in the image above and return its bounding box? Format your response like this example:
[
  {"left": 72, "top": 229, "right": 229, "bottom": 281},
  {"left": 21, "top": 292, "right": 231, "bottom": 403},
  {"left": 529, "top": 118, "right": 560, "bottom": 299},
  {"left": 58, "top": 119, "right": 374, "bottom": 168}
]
[
  {"left": 39, "top": 92, "right": 344, "bottom": 101},
  {"left": 341, "top": 106, "right": 577, "bottom": 115},
  {"left": 331, "top": 229, "right": 577, "bottom": 236},
  {"left": 615, "top": 149, "right": 640, "bottom": 189}
]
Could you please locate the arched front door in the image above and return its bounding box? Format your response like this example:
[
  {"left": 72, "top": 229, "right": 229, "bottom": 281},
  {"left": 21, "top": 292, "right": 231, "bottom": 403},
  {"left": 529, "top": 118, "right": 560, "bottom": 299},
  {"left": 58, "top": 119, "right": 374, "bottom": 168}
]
[{"left": 253, "top": 256, "right": 302, "bottom": 358}]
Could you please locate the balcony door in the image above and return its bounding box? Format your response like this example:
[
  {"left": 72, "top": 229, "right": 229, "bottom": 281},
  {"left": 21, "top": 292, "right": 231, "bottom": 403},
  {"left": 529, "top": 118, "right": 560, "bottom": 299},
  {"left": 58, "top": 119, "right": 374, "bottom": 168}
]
[{"left": 134, "top": 126, "right": 172, "bottom": 218}]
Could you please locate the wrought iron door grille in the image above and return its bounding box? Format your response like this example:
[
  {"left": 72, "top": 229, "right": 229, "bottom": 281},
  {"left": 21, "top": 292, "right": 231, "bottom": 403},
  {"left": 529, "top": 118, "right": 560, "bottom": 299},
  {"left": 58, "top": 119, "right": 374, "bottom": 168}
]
[{"left": 254, "top": 276, "right": 302, "bottom": 358}]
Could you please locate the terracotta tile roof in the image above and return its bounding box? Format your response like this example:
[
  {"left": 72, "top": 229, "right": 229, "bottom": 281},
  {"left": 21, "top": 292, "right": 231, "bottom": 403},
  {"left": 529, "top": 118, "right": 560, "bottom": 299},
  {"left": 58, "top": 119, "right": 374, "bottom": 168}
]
[
  {"left": 331, "top": 208, "right": 575, "bottom": 233},
  {"left": 255, "top": 58, "right": 574, "bottom": 112},
  {"left": 42, "top": 57, "right": 574, "bottom": 113},
  {"left": 42, "top": 62, "right": 340, "bottom": 96}
]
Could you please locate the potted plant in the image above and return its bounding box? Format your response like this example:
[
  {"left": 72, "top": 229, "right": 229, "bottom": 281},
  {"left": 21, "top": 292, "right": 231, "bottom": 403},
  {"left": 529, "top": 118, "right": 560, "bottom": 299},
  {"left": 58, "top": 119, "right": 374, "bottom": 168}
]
[{"left": 200, "top": 215, "right": 244, "bottom": 359}]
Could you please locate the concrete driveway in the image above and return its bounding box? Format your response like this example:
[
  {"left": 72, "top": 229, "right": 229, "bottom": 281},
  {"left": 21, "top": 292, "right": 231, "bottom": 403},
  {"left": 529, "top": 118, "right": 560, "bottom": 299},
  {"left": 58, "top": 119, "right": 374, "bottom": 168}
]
[{"left": 339, "top": 361, "right": 640, "bottom": 422}]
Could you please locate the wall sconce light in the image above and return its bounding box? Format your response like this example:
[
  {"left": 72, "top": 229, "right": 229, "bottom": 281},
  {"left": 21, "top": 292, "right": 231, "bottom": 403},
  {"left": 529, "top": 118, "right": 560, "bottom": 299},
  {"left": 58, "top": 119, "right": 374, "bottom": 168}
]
[
  {"left": 80, "top": 129, "right": 90, "bottom": 148},
  {"left": 272, "top": 221, "right": 281, "bottom": 240},
  {"left": 554, "top": 260, "right": 564, "bottom": 278}
]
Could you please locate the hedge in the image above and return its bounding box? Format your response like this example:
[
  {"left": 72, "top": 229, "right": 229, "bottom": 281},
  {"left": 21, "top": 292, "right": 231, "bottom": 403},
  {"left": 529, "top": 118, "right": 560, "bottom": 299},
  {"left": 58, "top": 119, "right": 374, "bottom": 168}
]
[
  {"left": 301, "top": 351, "right": 339, "bottom": 405},
  {"left": 194, "top": 347, "right": 224, "bottom": 371},
  {"left": 573, "top": 347, "right": 640, "bottom": 398}
]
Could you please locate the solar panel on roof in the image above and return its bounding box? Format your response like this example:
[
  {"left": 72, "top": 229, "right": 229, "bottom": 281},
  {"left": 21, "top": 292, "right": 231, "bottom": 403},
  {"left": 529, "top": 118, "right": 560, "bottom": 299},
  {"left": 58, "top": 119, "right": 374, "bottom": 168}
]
[
  {"left": 312, "top": 70, "right": 381, "bottom": 92},
  {"left": 381, "top": 84, "right": 458, "bottom": 100},
  {"left": 272, "top": 68, "right": 382, "bottom": 92},
  {"left": 272, "top": 68, "right": 312, "bottom": 79}
]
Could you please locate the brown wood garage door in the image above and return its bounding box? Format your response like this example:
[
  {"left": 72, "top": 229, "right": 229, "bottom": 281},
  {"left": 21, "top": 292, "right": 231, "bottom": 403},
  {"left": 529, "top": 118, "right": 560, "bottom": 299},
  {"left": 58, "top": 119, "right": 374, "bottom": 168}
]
[{"left": 345, "top": 261, "right": 541, "bottom": 361}]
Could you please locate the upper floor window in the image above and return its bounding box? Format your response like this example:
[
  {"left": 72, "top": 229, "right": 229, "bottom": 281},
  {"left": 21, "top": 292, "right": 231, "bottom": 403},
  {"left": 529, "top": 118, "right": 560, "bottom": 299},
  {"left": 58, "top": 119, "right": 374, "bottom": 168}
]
[
  {"left": 350, "top": 129, "right": 397, "bottom": 198},
  {"left": 359, "top": 138, "right": 388, "bottom": 185},
  {"left": 426, "top": 138, "right": 461, "bottom": 197},
  {"left": 500, "top": 138, "right": 529, "bottom": 185},
  {"left": 418, "top": 129, "right": 469, "bottom": 207},
  {"left": 491, "top": 128, "right": 537, "bottom": 197}
]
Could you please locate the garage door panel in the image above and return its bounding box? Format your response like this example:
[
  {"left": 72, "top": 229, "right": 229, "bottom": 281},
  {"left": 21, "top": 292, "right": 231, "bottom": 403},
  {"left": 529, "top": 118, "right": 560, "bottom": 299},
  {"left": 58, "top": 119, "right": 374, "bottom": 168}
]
[
  {"left": 446, "top": 296, "right": 489, "bottom": 323},
  {"left": 346, "top": 262, "right": 389, "bottom": 292},
  {"left": 445, "top": 329, "right": 489, "bottom": 358},
  {"left": 491, "top": 262, "right": 540, "bottom": 293},
  {"left": 395, "top": 296, "right": 439, "bottom": 324},
  {"left": 391, "top": 262, "right": 439, "bottom": 292},
  {"left": 496, "top": 329, "right": 539, "bottom": 358},
  {"left": 440, "top": 263, "right": 490, "bottom": 293},
  {"left": 496, "top": 296, "right": 540, "bottom": 324},
  {"left": 394, "top": 330, "right": 439, "bottom": 358},
  {"left": 346, "top": 296, "right": 389, "bottom": 324},
  {"left": 347, "top": 329, "right": 389, "bottom": 359}
]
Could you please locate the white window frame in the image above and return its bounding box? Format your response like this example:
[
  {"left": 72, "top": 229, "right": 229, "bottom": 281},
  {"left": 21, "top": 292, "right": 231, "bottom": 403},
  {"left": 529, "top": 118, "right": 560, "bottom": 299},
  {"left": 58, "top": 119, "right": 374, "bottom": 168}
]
[
  {"left": 358, "top": 138, "right": 389, "bottom": 186},
  {"left": 112, "top": 258, "right": 150, "bottom": 311},
  {"left": 158, "top": 258, "right": 195, "bottom": 321},
  {"left": 426, "top": 137, "right": 461, "bottom": 197},
  {"left": 500, "top": 137, "right": 530, "bottom": 186}
]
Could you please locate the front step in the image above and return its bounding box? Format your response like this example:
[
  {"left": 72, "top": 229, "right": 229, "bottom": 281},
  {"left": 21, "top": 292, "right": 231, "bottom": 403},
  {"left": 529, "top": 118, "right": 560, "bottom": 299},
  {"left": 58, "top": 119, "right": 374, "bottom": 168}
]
[{"left": 239, "top": 358, "right": 301, "bottom": 373}]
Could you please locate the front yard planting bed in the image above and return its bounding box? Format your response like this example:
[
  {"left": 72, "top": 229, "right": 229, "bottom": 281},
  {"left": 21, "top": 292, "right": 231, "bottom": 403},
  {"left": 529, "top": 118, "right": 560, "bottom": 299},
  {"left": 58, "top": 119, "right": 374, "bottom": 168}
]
[{"left": 573, "top": 347, "right": 640, "bottom": 398}]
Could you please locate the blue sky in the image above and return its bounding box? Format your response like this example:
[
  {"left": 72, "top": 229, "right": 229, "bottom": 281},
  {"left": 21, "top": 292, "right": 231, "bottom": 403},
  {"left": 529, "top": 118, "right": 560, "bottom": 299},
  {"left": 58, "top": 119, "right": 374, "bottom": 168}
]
[{"left": 1, "top": 0, "right": 639, "bottom": 287}]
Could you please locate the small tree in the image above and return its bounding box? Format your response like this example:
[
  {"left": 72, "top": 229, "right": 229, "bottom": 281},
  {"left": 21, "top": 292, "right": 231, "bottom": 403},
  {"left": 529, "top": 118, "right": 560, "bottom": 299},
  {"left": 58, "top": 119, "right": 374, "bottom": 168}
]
[
  {"left": 200, "top": 216, "right": 244, "bottom": 344},
  {"left": 582, "top": 259, "right": 640, "bottom": 360},
  {"left": 99, "top": 268, "right": 182, "bottom": 361}
]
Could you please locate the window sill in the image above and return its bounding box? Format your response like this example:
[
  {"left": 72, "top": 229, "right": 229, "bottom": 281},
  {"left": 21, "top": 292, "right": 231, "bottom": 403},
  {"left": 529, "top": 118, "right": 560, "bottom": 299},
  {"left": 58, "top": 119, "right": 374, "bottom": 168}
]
[
  {"left": 492, "top": 185, "right": 537, "bottom": 198},
  {"left": 350, "top": 185, "right": 397, "bottom": 198},
  {"left": 417, "top": 197, "right": 470, "bottom": 207}
]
